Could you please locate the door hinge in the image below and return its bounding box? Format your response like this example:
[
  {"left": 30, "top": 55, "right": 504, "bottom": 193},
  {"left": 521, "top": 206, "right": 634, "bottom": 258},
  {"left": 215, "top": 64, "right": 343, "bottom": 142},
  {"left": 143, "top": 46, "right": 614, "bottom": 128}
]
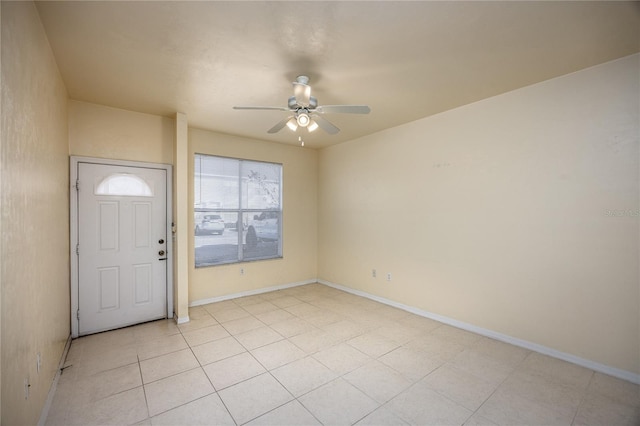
[
  {"left": 75, "top": 179, "right": 80, "bottom": 191},
  {"left": 76, "top": 244, "right": 79, "bottom": 255},
  {"left": 76, "top": 309, "right": 80, "bottom": 320}
]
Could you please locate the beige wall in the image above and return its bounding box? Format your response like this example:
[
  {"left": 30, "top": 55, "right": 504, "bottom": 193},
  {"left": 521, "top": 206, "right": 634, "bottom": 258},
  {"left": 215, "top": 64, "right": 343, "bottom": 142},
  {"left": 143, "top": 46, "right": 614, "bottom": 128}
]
[
  {"left": 189, "top": 128, "right": 318, "bottom": 302},
  {"left": 1, "top": 2, "right": 70, "bottom": 424},
  {"left": 318, "top": 54, "right": 640, "bottom": 375},
  {"left": 69, "top": 100, "right": 174, "bottom": 165}
]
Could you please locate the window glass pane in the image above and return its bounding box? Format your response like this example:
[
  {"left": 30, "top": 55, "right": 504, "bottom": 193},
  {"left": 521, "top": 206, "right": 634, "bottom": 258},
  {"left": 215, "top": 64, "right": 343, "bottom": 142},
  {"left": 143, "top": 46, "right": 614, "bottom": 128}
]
[
  {"left": 194, "top": 154, "right": 282, "bottom": 268},
  {"left": 195, "top": 155, "right": 239, "bottom": 209},
  {"left": 194, "top": 212, "right": 238, "bottom": 266},
  {"left": 241, "top": 161, "right": 281, "bottom": 210},
  {"left": 95, "top": 174, "right": 153, "bottom": 197},
  {"left": 243, "top": 211, "right": 280, "bottom": 261}
]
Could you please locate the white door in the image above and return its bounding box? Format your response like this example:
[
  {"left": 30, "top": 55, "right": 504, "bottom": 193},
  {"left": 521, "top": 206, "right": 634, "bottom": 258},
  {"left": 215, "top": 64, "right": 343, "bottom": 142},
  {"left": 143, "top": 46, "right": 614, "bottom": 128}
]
[{"left": 77, "top": 162, "right": 168, "bottom": 335}]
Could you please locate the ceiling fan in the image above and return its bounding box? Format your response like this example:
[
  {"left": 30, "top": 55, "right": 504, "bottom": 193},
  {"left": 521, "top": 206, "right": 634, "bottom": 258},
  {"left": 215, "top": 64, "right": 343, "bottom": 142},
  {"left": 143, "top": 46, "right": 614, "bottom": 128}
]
[{"left": 233, "top": 75, "right": 370, "bottom": 135}]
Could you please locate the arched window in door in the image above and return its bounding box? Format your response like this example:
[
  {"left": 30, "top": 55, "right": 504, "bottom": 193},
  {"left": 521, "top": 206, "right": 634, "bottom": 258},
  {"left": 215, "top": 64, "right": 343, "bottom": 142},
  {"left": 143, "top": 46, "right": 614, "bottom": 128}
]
[{"left": 95, "top": 173, "right": 153, "bottom": 197}]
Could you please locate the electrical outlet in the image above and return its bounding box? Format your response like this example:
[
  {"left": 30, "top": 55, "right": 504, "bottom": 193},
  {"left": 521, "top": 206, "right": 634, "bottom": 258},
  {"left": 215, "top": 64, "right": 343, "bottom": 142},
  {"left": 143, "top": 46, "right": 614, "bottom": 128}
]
[
  {"left": 372, "top": 269, "right": 376, "bottom": 278},
  {"left": 36, "top": 353, "right": 41, "bottom": 374},
  {"left": 240, "top": 267, "right": 245, "bottom": 275},
  {"left": 387, "top": 273, "right": 392, "bottom": 281}
]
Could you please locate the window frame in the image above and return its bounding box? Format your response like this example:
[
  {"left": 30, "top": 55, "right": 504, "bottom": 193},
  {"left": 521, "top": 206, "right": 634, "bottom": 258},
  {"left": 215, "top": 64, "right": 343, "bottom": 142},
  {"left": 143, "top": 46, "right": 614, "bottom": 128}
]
[{"left": 194, "top": 153, "right": 283, "bottom": 267}]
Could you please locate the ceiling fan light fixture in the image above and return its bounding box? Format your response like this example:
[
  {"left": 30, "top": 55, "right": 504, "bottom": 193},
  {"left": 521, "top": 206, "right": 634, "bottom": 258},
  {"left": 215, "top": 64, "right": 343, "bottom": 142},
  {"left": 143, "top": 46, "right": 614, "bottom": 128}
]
[
  {"left": 286, "top": 117, "right": 298, "bottom": 131},
  {"left": 296, "top": 112, "right": 310, "bottom": 127},
  {"left": 235, "top": 75, "right": 369, "bottom": 136}
]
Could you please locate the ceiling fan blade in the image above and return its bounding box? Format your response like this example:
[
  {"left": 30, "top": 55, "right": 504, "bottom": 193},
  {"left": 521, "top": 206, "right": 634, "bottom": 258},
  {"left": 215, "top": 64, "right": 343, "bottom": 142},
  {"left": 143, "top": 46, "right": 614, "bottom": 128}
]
[
  {"left": 267, "top": 116, "right": 293, "bottom": 134},
  {"left": 233, "top": 106, "right": 289, "bottom": 111},
  {"left": 311, "top": 115, "right": 340, "bottom": 134},
  {"left": 293, "top": 82, "right": 311, "bottom": 107},
  {"left": 315, "top": 105, "right": 371, "bottom": 114}
]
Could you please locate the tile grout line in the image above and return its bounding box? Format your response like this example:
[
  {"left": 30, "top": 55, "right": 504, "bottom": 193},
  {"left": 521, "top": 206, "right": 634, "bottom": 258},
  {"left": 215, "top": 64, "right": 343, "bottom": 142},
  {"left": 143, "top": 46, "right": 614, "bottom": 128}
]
[
  {"left": 465, "top": 348, "right": 535, "bottom": 423},
  {"left": 136, "top": 354, "right": 152, "bottom": 423},
  {"left": 570, "top": 370, "right": 596, "bottom": 426}
]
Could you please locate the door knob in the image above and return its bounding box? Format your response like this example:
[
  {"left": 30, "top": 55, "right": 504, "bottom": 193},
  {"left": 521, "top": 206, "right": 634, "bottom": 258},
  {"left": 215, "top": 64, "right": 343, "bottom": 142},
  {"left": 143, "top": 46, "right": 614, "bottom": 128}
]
[
  {"left": 158, "top": 250, "right": 165, "bottom": 256},
  {"left": 158, "top": 239, "right": 165, "bottom": 244}
]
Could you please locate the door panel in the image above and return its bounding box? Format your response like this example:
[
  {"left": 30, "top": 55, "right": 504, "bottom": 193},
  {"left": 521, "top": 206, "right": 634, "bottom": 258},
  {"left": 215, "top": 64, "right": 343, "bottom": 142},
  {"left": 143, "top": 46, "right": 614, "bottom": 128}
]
[
  {"left": 133, "top": 263, "right": 152, "bottom": 304},
  {"left": 98, "top": 267, "right": 119, "bottom": 310},
  {"left": 99, "top": 202, "right": 119, "bottom": 251},
  {"left": 133, "top": 202, "right": 151, "bottom": 248},
  {"left": 78, "top": 163, "right": 167, "bottom": 335}
]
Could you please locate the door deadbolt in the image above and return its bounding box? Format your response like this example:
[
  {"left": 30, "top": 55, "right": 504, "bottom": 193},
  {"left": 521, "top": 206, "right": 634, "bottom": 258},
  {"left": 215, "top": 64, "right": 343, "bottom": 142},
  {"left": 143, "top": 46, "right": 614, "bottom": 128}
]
[{"left": 158, "top": 250, "right": 165, "bottom": 256}]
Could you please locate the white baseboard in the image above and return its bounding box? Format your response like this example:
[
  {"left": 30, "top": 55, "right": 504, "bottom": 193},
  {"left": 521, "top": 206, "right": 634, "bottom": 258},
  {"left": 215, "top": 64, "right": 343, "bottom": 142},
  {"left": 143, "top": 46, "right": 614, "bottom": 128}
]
[
  {"left": 318, "top": 279, "right": 640, "bottom": 385},
  {"left": 175, "top": 315, "right": 190, "bottom": 324},
  {"left": 38, "top": 335, "right": 73, "bottom": 426},
  {"left": 189, "top": 279, "right": 316, "bottom": 307}
]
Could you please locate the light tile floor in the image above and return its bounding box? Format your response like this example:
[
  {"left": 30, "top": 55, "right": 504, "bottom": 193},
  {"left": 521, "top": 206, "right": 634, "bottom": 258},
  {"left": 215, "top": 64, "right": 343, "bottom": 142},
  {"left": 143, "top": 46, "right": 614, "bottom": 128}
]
[{"left": 46, "top": 283, "right": 640, "bottom": 425}]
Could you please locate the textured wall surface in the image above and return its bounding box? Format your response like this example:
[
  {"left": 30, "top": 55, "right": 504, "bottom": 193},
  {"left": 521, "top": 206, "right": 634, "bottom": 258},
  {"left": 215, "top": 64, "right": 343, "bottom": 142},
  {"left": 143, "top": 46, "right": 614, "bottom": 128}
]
[
  {"left": 69, "top": 100, "right": 174, "bottom": 165},
  {"left": 318, "top": 55, "right": 639, "bottom": 376},
  {"left": 1, "top": 2, "right": 70, "bottom": 424}
]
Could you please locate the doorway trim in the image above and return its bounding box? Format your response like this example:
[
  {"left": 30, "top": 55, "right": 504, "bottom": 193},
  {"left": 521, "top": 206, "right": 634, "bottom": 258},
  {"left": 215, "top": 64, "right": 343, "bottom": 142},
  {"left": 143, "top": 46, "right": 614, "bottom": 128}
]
[{"left": 70, "top": 156, "right": 174, "bottom": 338}]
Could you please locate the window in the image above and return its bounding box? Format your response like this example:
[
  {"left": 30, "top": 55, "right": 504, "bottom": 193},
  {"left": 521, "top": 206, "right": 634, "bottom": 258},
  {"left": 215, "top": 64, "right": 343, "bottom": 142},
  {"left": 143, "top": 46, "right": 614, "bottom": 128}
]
[
  {"left": 95, "top": 173, "right": 153, "bottom": 197},
  {"left": 194, "top": 154, "right": 282, "bottom": 267}
]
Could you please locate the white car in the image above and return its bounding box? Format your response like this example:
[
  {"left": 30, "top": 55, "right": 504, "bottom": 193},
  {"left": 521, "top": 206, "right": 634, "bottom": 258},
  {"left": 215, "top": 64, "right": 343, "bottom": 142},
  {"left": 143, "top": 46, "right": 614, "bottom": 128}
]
[
  {"left": 195, "top": 214, "right": 225, "bottom": 235},
  {"left": 253, "top": 219, "right": 278, "bottom": 241}
]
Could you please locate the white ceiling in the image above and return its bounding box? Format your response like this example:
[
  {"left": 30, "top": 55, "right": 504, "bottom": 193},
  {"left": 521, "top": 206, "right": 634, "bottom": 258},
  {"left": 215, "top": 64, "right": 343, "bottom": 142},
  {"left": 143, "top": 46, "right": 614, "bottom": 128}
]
[{"left": 35, "top": 1, "right": 640, "bottom": 149}]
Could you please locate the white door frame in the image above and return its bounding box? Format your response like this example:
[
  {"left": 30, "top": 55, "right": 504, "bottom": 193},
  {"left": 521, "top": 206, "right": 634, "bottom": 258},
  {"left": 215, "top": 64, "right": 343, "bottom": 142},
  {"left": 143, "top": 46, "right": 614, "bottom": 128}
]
[{"left": 70, "top": 156, "right": 174, "bottom": 338}]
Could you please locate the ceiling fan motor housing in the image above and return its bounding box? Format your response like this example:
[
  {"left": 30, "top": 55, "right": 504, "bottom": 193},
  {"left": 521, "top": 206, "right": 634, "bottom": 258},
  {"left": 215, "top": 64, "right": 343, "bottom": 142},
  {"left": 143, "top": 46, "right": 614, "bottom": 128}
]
[{"left": 288, "top": 96, "right": 317, "bottom": 110}]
